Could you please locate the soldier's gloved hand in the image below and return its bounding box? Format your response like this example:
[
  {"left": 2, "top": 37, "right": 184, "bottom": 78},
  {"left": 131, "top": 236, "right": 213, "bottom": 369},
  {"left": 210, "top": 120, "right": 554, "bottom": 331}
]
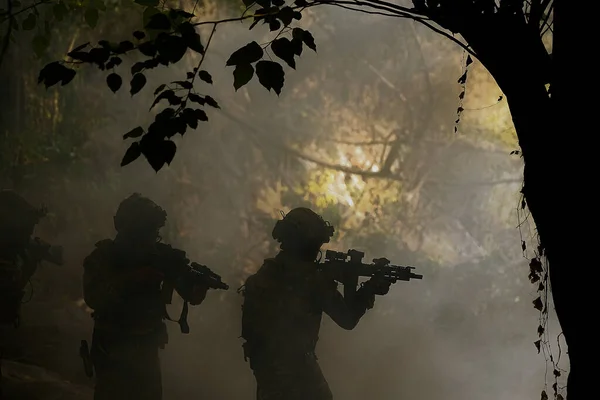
[
  {"left": 363, "top": 275, "right": 392, "bottom": 296},
  {"left": 188, "top": 282, "right": 209, "bottom": 305}
]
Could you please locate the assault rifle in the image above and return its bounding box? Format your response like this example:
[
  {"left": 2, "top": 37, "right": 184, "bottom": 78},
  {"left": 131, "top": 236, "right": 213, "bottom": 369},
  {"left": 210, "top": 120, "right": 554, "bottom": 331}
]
[
  {"left": 151, "top": 243, "right": 229, "bottom": 333},
  {"left": 30, "top": 237, "right": 64, "bottom": 266},
  {"left": 319, "top": 249, "right": 422, "bottom": 299}
]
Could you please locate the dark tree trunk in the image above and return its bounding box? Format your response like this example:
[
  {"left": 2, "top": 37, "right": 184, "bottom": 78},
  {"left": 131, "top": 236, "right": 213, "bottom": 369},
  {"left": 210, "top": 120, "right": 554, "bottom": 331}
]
[{"left": 450, "top": 7, "right": 591, "bottom": 399}]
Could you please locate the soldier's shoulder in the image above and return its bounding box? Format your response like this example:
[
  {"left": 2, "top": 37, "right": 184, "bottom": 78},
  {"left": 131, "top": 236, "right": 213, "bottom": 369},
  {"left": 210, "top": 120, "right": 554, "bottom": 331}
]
[
  {"left": 84, "top": 239, "right": 114, "bottom": 264},
  {"left": 245, "top": 258, "right": 281, "bottom": 287}
]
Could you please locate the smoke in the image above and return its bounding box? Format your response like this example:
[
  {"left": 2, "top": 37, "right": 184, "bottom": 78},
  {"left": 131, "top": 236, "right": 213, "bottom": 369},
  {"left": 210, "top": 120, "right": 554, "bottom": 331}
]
[{"left": 1, "top": 3, "right": 562, "bottom": 400}]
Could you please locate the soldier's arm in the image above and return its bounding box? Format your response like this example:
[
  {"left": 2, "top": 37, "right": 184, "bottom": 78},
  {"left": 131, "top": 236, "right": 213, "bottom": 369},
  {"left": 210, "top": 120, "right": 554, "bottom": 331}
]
[{"left": 322, "top": 280, "right": 376, "bottom": 330}]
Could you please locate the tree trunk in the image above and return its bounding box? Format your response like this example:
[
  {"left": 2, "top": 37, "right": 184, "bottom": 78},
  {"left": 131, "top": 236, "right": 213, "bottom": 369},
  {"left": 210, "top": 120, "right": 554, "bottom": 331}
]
[{"left": 455, "top": 9, "right": 591, "bottom": 399}]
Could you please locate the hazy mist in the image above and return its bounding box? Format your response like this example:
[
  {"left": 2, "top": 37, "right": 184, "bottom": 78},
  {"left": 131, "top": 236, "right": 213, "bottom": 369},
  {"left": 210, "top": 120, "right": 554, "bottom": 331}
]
[{"left": 1, "top": 2, "right": 567, "bottom": 399}]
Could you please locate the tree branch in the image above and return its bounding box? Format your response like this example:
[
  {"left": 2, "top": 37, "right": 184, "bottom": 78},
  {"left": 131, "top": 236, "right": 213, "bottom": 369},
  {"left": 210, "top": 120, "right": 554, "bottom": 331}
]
[
  {"left": 0, "top": 0, "right": 14, "bottom": 70},
  {"left": 0, "top": 0, "right": 52, "bottom": 24}
]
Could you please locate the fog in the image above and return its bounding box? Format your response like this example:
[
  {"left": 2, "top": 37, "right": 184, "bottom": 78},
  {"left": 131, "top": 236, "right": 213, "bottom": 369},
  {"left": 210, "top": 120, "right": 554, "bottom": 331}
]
[{"left": 1, "top": 2, "right": 567, "bottom": 399}]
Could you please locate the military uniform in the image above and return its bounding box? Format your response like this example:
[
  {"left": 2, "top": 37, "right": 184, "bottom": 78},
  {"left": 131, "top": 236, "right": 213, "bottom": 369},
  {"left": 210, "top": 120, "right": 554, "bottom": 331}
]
[
  {"left": 0, "top": 190, "right": 62, "bottom": 397},
  {"left": 84, "top": 237, "right": 208, "bottom": 400},
  {"left": 241, "top": 251, "right": 378, "bottom": 400},
  {"left": 83, "top": 193, "right": 209, "bottom": 400},
  {"left": 0, "top": 242, "right": 48, "bottom": 326}
]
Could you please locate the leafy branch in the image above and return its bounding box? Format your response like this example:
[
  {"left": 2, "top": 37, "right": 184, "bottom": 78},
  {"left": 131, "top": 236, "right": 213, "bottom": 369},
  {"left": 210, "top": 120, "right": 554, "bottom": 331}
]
[{"left": 35, "top": 0, "right": 549, "bottom": 174}]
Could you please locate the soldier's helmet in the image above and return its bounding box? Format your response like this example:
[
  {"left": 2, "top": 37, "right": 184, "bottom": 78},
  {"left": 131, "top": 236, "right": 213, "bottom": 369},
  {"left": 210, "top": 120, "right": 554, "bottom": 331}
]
[
  {"left": 113, "top": 193, "right": 167, "bottom": 234},
  {"left": 0, "top": 190, "right": 45, "bottom": 229},
  {"left": 272, "top": 207, "right": 335, "bottom": 246}
]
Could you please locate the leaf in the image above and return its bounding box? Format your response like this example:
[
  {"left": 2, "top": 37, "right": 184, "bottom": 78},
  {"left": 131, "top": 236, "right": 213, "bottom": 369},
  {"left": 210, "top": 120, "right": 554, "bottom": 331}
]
[
  {"left": 138, "top": 41, "right": 157, "bottom": 57},
  {"left": 277, "top": 6, "right": 294, "bottom": 26},
  {"left": 61, "top": 68, "right": 76, "bottom": 86},
  {"left": 142, "top": 7, "right": 161, "bottom": 27},
  {"left": 290, "top": 38, "right": 303, "bottom": 56},
  {"left": 131, "top": 62, "right": 145, "bottom": 75},
  {"left": 532, "top": 297, "right": 543, "bottom": 311},
  {"left": 255, "top": 60, "right": 284, "bottom": 95},
  {"left": 466, "top": 55, "right": 473, "bottom": 67},
  {"left": 204, "top": 96, "right": 220, "bottom": 109},
  {"left": 32, "top": 35, "right": 50, "bottom": 57},
  {"left": 89, "top": 48, "right": 111, "bottom": 65},
  {"left": 135, "top": 0, "right": 159, "bottom": 6},
  {"left": 121, "top": 142, "right": 142, "bottom": 166},
  {"left": 553, "top": 369, "right": 561, "bottom": 377},
  {"left": 534, "top": 340, "right": 541, "bottom": 353},
  {"left": 123, "top": 126, "right": 145, "bottom": 139},
  {"left": 130, "top": 73, "right": 147, "bottom": 96},
  {"left": 107, "top": 73, "right": 123, "bottom": 93},
  {"left": 233, "top": 63, "right": 254, "bottom": 91},
  {"left": 107, "top": 57, "right": 122, "bottom": 69},
  {"left": 255, "top": 0, "right": 271, "bottom": 7},
  {"left": 146, "top": 12, "right": 171, "bottom": 30},
  {"left": 199, "top": 70, "right": 213, "bottom": 84},
  {"left": 141, "top": 140, "right": 166, "bottom": 172},
  {"left": 458, "top": 71, "right": 468, "bottom": 85},
  {"left": 68, "top": 51, "right": 91, "bottom": 62},
  {"left": 179, "top": 22, "right": 204, "bottom": 54},
  {"left": 294, "top": 0, "right": 307, "bottom": 6},
  {"left": 269, "top": 19, "right": 281, "bottom": 31},
  {"left": 170, "top": 9, "right": 195, "bottom": 19},
  {"left": 133, "top": 30, "right": 146, "bottom": 40},
  {"left": 292, "top": 28, "right": 316, "bottom": 52},
  {"left": 272, "top": 0, "right": 285, "bottom": 5},
  {"left": 194, "top": 108, "right": 208, "bottom": 121},
  {"left": 540, "top": 390, "right": 548, "bottom": 400},
  {"left": 71, "top": 42, "right": 90, "bottom": 53},
  {"left": 154, "top": 84, "right": 166, "bottom": 96},
  {"left": 293, "top": 11, "right": 302, "bottom": 20},
  {"left": 53, "top": 2, "right": 68, "bottom": 21},
  {"left": 84, "top": 8, "right": 99, "bottom": 29},
  {"left": 182, "top": 108, "right": 198, "bottom": 129},
  {"left": 22, "top": 13, "right": 37, "bottom": 31},
  {"left": 151, "top": 89, "right": 175, "bottom": 109},
  {"left": 116, "top": 41, "right": 135, "bottom": 54},
  {"left": 188, "top": 93, "right": 205, "bottom": 105},
  {"left": 156, "top": 35, "right": 188, "bottom": 63},
  {"left": 163, "top": 141, "right": 177, "bottom": 165},
  {"left": 242, "top": 0, "right": 255, "bottom": 6},
  {"left": 537, "top": 324, "right": 544, "bottom": 336},
  {"left": 521, "top": 240, "right": 526, "bottom": 251},
  {"left": 529, "top": 258, "right": 543, "bottom": 274},
  {"left": 173, "top": 80, "right": 193, "bottom": 89},
  {"left": 226, "top": 41, "right": 263, "bottom": 66},
  {"left": 271, "top": 38, "right": 296, "bottom": 69}
]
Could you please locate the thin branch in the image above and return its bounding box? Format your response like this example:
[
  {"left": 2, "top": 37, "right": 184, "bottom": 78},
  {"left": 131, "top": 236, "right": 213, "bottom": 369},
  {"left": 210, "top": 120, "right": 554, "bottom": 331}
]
[
  {"left": 0, "top": 0, "right": 52, "bottom": 24},
  {"left": 0, "top": 0, "right": 14, "bottom": 70}
]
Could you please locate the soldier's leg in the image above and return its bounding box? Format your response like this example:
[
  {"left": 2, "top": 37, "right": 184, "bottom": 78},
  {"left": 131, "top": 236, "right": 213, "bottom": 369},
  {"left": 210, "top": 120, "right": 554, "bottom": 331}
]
[
  {"left": 304, "top": 356, "right": 333, "bottom": 400},
  {"left": 254, "top": 357, "right": 333, "bottom": 400},
  {"left": 129, "top": 345, "right": 162, "bottom": 400},
  {"left": 93, "top": 344, "right": 161, "bottom": 400}
]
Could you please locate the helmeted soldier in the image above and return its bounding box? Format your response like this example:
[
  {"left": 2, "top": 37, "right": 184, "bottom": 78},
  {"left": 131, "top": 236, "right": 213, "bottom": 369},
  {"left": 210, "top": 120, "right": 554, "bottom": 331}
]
[
  {"left": 0, "top": 190, "right": 63, "bottom": 395},
  {"left": 0, "top": 190, "right": 63, "bottom": 326},
  {"left": 83, "top": 193, "right": 210, "bottom": 400},
  {"left": 240, "top": 207, "right": 391, "bottom": 400}
]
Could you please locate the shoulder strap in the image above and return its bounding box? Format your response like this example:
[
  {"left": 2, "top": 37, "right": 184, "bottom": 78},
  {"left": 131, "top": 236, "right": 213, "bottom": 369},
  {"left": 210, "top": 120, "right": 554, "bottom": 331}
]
[{"left": 164, "top": 301, "right": 190, "bottom": 334}]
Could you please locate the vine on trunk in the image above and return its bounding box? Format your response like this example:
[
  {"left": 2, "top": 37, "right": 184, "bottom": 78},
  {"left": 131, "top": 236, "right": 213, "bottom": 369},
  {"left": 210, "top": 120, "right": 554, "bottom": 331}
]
[{"left": 518, "top": 193, "right": 566, "bottom": 400}]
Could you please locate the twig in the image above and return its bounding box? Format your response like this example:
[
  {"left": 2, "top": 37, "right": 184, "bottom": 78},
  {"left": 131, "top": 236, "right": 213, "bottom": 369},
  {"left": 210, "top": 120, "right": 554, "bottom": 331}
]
[{"left": 0, "top": 0, "right": 14, "bottom": 70}]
